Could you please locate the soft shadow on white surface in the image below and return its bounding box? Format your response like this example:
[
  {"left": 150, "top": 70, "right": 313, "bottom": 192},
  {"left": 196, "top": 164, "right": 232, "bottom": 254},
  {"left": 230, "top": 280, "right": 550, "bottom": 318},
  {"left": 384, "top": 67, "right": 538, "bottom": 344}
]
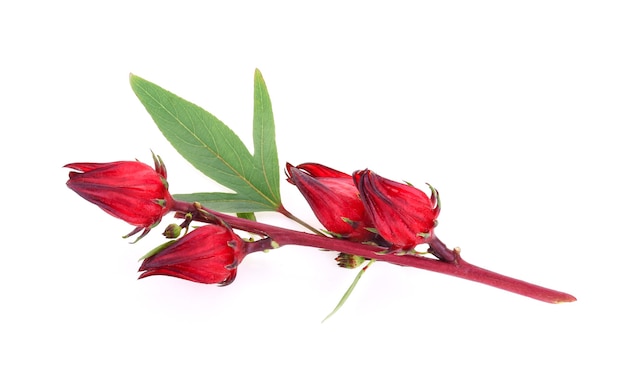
[{"left": 2, "top": 1, "right": 624, "bottom": 389}]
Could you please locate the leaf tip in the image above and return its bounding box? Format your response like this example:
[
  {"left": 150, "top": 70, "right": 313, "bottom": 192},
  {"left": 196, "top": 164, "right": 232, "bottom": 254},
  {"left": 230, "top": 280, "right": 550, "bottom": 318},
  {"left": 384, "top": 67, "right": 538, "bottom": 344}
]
[
  {"left": 129, "top": 73, "right": 141, "bottom": 88},
  {"left": 254, "top": 68, "right": 264, "bottom": 81}
]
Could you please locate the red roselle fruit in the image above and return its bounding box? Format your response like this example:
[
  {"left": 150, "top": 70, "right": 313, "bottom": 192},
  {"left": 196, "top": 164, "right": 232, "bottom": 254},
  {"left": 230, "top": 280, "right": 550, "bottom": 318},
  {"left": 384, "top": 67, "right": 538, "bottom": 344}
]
[
  {"left": 65, "top": 153, "right": 173, "bottom": 240},
  {"left": 354, "top": 169, "right": 440, "bottom": 251},
  {"left": 138, "top": 223, "right": 247, "bottom": 285},
  {"left": 286, "top": 163, "right": 376, "bottom": 242}
]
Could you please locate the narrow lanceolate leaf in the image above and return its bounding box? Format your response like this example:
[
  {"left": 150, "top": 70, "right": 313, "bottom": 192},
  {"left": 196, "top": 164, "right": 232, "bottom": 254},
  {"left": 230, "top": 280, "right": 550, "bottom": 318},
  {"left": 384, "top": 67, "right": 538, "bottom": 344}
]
[
  {"left": 322, "top": 260, "right": 376, "bottom": 323},
  {"left": 129, "top": 71, "right": 282, "bottom": 212},
  {"left": 253, "top": 69, "right": 281, "bottom": 208}
]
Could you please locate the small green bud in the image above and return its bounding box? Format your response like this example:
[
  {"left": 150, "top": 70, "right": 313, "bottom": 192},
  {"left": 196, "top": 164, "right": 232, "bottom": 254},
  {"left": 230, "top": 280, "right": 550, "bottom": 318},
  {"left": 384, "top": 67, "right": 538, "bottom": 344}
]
[
  {"left": 335, "top": 253, "right": 366, "bottom": 269},
  {"left": 163, "top": 224, "right": 182, "bottom": 239}
]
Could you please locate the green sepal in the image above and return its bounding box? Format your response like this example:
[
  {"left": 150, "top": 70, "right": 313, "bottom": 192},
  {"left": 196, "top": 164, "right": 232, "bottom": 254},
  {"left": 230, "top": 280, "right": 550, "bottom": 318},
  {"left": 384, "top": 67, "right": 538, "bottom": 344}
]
[
  {"left": 139, "top": 240, "right": 177, "bottom": 261},
  {"left": 364, "top": 227, "right": 379, "bottom": 234},
  {"left": 320, "top": 229, "right": 344, "bottom": 238}
]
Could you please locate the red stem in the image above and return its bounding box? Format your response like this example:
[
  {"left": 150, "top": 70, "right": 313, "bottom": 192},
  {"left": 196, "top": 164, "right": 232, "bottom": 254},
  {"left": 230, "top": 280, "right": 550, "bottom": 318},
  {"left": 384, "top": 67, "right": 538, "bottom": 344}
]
[{"left": 173, "top": 200, "right": 576, "bottom": 304}]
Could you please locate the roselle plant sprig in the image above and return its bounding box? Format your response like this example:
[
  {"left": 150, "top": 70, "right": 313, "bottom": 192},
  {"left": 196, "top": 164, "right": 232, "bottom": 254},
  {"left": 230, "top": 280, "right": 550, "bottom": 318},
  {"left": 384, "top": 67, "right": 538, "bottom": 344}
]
[{"left": 64, "top": 69, "right": 576, "bottom": 320}]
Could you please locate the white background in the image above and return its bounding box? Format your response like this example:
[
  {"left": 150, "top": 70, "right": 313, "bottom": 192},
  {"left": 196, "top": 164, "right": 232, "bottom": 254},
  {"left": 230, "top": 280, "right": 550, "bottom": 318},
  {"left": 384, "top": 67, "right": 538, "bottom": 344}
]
[{"left": 2, "top": 1, "right": 624, "bottom": 388}]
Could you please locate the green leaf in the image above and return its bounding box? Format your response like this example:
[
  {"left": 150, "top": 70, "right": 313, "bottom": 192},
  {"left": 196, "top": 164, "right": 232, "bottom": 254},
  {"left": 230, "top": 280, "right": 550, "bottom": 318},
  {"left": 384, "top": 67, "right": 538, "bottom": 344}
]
[
  {"left": 172, "top": 192, "right": 273, "bottom": 213},
  {"left": 129, "top": 70, "right": 281, "bottom": 213},
  {"left": 236, "top": 212, "right": 257, "bottom": 222},
  {"left": 253, "top": 69, "right": 281, "bottom": 208},
  {"left": 322, "top": 259, "right": 376, "bottom": 323}
]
